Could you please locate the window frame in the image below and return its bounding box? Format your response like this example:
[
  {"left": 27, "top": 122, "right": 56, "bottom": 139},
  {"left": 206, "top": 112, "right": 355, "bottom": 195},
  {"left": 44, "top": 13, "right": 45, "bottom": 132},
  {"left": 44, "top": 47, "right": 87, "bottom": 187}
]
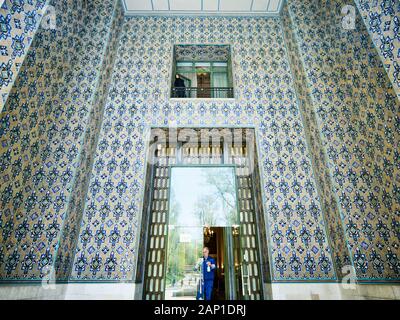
[
  {"left": 170, "top": 44, "right": 236, "bottom": 100},
  {"left": 175, "top": 61, "right": 229, "bottom": 90}
]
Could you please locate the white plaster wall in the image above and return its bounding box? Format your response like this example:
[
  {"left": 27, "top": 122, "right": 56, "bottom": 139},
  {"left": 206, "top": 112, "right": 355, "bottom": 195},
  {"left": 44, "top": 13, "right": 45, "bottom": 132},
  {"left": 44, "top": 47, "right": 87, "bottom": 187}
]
[
  {"left": 0, "top": 283, "right": 136, "bottom": 300},
  {"left": 271, "top": 283, "right": 400, "bottom": 300},
  {"left": 0, "top": 283, "right": 398, "bottom": 300}
]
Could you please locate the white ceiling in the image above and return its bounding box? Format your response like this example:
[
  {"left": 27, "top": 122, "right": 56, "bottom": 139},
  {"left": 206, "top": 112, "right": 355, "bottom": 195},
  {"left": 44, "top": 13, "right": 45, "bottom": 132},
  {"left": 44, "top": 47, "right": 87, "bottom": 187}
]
[{"left": 123, "top": 0, "right": 284, "bottom": 16}]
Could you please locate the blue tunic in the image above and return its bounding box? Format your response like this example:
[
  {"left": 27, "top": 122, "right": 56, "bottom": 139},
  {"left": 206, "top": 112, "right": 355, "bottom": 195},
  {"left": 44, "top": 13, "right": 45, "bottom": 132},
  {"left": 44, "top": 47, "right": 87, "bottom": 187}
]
[
  {"left": 202, "top": 256, "right": 216, "bottom": 281},
  {"left": 197, "top": 256, "right": 216, "bottom": 300}
]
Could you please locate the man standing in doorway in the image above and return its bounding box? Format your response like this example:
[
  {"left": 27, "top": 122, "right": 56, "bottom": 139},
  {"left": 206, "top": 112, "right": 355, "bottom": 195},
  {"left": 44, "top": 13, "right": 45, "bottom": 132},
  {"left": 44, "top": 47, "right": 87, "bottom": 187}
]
[{"left": 196, "top": 247, "right": 216, "bottom": 300}]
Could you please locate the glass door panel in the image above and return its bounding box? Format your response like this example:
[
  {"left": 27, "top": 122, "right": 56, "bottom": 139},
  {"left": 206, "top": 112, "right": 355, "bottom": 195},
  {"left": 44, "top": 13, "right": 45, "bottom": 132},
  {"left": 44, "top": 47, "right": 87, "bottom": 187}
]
[
  {"left": 169, "top": 167, "right": 239, "bottom": 227},
  {"left": 165, "top": 226, "right": 203, "bottom": 300},
  {"left": 165, "top": 166, "right": 242, "bottom": 300}
]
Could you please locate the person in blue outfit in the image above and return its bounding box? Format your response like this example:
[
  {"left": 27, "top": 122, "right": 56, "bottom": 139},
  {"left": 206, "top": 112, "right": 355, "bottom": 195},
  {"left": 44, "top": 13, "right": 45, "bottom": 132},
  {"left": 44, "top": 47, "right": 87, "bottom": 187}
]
[{"left": 196, "top": 247, "right": 216, "bottom": 300}]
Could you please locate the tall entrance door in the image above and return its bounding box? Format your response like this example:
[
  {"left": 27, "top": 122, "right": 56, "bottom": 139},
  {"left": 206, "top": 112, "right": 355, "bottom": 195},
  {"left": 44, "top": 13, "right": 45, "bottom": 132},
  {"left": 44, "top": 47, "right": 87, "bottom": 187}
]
[
  {"left": 164, "top": 166, "right": 242, "bottom": 300},
  {"left": 139, "top": 128, "right": 270, "bottom": 300}
]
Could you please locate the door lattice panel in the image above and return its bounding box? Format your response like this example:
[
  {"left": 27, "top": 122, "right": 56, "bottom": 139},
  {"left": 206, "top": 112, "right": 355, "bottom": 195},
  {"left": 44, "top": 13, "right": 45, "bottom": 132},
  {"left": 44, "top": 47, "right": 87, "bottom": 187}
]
[
  {"left": 143, "top": 145, "right": 176, "bottom": 300},
  {"left": 230, "top": 145, "right": 263, "bottom": 300}
]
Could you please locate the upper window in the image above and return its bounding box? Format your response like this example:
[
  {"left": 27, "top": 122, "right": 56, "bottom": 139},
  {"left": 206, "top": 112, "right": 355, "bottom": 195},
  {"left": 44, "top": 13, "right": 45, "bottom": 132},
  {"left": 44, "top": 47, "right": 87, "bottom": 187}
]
[{"left": 171, "top": 45, "right": 234, "bottom": 99}]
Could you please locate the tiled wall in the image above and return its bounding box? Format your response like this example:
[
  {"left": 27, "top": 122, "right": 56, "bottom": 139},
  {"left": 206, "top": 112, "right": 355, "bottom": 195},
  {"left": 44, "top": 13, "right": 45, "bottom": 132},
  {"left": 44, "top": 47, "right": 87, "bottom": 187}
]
[
  {"left": 0, "top": 0, "right": 398, "bottom": 284},
  {"left": 55, "top": 0, "right": 124, "bottom": 280},
  {"left": 355, "top": 0, "right": 400, "bottom": 99},
  {"left": 0, "top": 0, "right": 123, "bottom": 280},
  {"left": 283, "top": 0, "right": 399, "bottom": 281},
  {"left": 0, "top": 0, "right": 48, "bottom": 110},
  {"left": 282, "top": 3, "right": 350, "bottom": 280},
  {"left": 70, "top": 16, "right": 336, "bottom": 282}
]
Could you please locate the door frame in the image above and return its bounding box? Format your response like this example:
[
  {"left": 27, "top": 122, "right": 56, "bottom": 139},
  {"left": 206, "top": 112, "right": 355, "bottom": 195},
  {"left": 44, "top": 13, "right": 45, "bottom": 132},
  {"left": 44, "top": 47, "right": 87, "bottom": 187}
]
[{"left": 136, "top": 127, "right": 271, "bottom": 300}]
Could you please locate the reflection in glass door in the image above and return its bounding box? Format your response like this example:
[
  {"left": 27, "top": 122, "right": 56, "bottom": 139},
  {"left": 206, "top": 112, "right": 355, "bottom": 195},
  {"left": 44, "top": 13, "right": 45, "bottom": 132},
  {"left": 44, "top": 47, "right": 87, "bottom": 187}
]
[
  {"left": 165, "top": 227, "right": 203, "bottom": 300},
  {"left": 165, "top": 166, "right": 243, "bottom": 300}
]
